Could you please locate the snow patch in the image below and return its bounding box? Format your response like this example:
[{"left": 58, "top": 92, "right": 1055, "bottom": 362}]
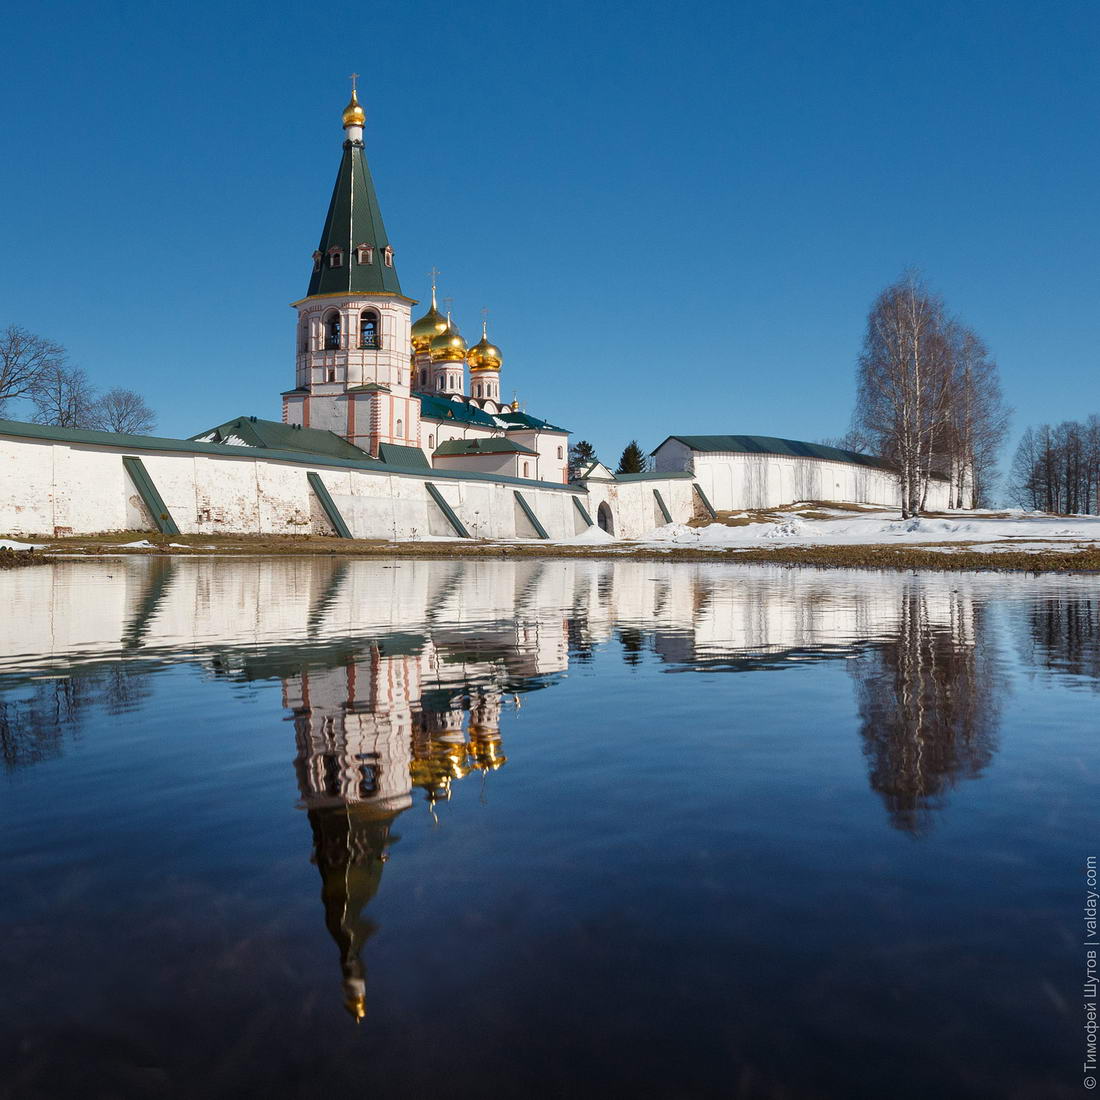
[{"left": 0, "top": 539, "right": 47, "bottom": 551}]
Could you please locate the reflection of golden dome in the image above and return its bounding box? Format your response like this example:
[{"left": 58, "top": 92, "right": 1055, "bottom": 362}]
[
  {"left": 429, "top": 318, "right": 467, "bottom": 363},
  {"left": 411, "top": 288, "right": 448, "bottom": 352},
  {"left": 342, "top": 89, "right": 366, "bottom": 129},
  {"left": 467, "top": 322, "right": 502, "bottom": 372},
  {"left": 344, "top": 990, "right": 367, "bottom": 1020}
]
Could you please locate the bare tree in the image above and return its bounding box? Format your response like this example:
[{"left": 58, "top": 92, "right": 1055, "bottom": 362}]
[
  {"left": 854, "top": 273, "right": 955, "bottom": 517},
  {"left": 29, "top": 364, "right": 99, "bottom": 428},
  {"left": 817, "top": 428, "right": 871, "bottom": 454},
  {"left": 0, "top": 326, "right": 67, "bottom": 415},
  {"left": 91, "top": 388, "right": 157, "bottom": 434},
  {"left": 1009, "top": 415, "right": 1100, "bottom": 514},
  {"left": 945, "top": 324, "right": 1010, "bottom": 507}
]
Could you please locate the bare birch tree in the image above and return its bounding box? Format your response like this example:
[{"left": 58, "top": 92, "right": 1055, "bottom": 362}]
[
  {"left": 944, "top": 324, "right": 1010, "bottom": 507},
  {"left": 853, "top": 275, "right": 1008, "bottom": 513},
  {"left": 854, "top": 274, "right": 954, "bottom": 517}
]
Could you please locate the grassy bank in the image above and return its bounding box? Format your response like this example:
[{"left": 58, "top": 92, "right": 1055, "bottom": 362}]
[
  {"left": 0, "top": 547, "right": 52, "bottom": 570},
  {"left": 5, "top": 530, "right": 1099, "bottom": 573}
]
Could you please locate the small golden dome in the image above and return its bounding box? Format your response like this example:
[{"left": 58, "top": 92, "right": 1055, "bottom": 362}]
[
  {"left": 342, "top": 89, "right": 366, "bottom": 129},
  {"left": 429, "top": 317, "right": 467, "bottom": 363},
  {"left": 467, "top": 322, "right": 502, "bottom": 372},
  {"left": 411, "top": 288, "right": 449, "bottom": 352}
]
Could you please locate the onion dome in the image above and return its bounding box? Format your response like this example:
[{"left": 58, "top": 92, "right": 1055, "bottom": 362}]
[
  {"left": 342, "top": 88, "right": 366, "bottom": 129},
  {"left": 429, "top": 315, "right": 467, "bottom": 363},
  {"left": 467, "top": 321, "right": 502, "bottom": 372},
  {"left": 411, "top": 286, "right": 449, "bottom": 352}
]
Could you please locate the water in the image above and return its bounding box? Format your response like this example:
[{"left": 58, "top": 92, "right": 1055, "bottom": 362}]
[{"left": 0, "top": 557, "right": 1096, "bottom": 1100}]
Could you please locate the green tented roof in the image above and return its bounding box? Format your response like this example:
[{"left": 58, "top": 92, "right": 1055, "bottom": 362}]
[
  {"left": 377, "top": 442, "right": 430, "bottom": 468},
  {"left": 655, "top": 434, "right": 891, "bottom": 470},
  {"left": 306, "top": 140, "right": 403, "bottom": 298},
  {"left": 434, "top": 438, "right": 538, "bottom": 457},
  {"left": 190, "top": 417, "right": 371, "bottom": 462}
]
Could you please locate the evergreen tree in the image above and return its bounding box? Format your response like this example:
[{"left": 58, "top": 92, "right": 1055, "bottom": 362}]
[
  {"left": 568, "top": 439, "right": 597, "bottom": 480},
  {"left": 616, "top": 440, "right": 648, "bottom": 474}
]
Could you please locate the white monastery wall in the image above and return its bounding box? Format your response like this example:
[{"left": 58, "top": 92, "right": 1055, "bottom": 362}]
[
  {"left": 0, "top": 430, "right": 696, "bottom": 541},
  {"left": 656, "top": 446, "right": 953, "bottom": 512}
]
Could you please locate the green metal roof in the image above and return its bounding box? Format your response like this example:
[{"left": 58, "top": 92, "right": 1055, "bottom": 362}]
[
  {"left": 377, "top": 442, "right": 430, "bottom": 468},
  {"left": 655, "top": 434, "right": 892, "bottom": 471},
  {"left": 190, "top": 416, "right": 371, "bottom": 462},
  {"left": 305, "top": 140, "right": 403, "bottom": 298},
  {"left": 434, "top": 438, "right": 538, "bottom": 457},
  {"left": 614, "top": 470, "right": 695, "bottom": 481},
  {"left": 413, "top": 392, "right": 568, "bottom": 434},
  {"left": 0, "top": 418, "right": 580, "bottom": 492},
  {"left": 415, "top": 392, "right": 499, "bottom": 427}
]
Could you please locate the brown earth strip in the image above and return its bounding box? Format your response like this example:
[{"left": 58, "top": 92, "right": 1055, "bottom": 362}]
[{"left": 6, "top": 531, "right": 1099, "bottom": 573}]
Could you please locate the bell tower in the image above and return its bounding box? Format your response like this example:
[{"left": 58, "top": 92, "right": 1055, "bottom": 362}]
[{"left": 284, "top": 79, "right": 420, "bottom": 456}]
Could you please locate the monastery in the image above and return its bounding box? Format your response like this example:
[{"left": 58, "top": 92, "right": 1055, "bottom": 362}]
[{"left": 0, "top": 86, "right": 954, "bottom": 541}]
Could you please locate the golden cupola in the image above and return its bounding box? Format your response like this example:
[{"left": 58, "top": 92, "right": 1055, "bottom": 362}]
[
  {"left": 467, "top": 321, "right": 502, "bottom": 373},
  {"left": 342, "top": 88, "right": 366, "bottom": 129},
  {"left": 411, "top": 285, "right": 449, "bottom": 353},
  {"left": 429, "top": 315, "right": 467, "bottom": 363}
]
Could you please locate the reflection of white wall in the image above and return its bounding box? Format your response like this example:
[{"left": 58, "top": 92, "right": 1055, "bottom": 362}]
[{"left": 6, "top": 557, "right": 1075, "bottom": 687}]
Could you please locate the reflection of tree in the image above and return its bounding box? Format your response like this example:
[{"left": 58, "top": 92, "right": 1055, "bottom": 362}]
[
  {"left": 850, "top": 591, "right": 1002, "bottom": 836},
  {"left": 0, "top": 665, "right": 153, "bottom": 772},
  {"left": 307, "top": 805, "right": 399, "bottom": 1022},
  {"left": 1022, "top": 597, "right": 1100, "bottom": 689}
]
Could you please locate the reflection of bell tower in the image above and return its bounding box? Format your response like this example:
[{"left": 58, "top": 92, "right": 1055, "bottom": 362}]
[
  {"left": 308, "top": 804, "right": 399, "bottom": 1020},
  {"left": 286, "top": 649, "right": 417, "bottom": 1018}
]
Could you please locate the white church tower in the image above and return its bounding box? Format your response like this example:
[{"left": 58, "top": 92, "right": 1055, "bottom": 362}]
[{"left": 283, "top": 83, "right": 420, "bottom": 456}]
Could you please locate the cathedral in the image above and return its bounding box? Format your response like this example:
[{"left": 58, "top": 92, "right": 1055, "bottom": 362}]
[{"left": 280, "top": 86, "right": 570, "bottom": 484}]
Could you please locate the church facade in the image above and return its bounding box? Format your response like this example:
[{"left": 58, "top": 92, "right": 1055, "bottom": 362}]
[{"left": 281, "top": 89, "right": 570, "bottom": 484}]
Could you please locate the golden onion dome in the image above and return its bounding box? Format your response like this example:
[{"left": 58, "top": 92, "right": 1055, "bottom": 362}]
[
  {"left": 342, "top": 89, "right": 366, "bottom": 129},
  {"left": 429, "top": 316, "right": 467, "bottom": 363},
  {"left": 467, "top": 322, "right": 502, "bottom": 372},
  {"left": 411, "top": 289, "right": 449, "bottom": 352}
]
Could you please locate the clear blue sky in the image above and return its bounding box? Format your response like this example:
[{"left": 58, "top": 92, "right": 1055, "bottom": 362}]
[{"left": 3, "top": 0, "right": 1099, "bottom": 470}]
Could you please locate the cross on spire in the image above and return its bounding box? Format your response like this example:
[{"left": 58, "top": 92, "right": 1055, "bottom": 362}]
[
  {"left": 481, "top": 306, "right": 489, "bottom": 337},
  {"left": 443, "top": 295, "right": 454, "bottom": 323},
  {"left": 349, "top": 72, "right": 359, "bottom": 91}
]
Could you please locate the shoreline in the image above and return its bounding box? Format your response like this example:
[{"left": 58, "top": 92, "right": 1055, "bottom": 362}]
[{"left": 3, "top": 532, "right": 1100, "bottom": 573}]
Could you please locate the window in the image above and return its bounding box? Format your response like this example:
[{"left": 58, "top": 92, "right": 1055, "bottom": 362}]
[
  {"left": 298, "top": 319, "right": 308, "bottom": 352},
  {"left": 327, "top": 247, "right": 343, "bottom": 268},
  {"left": 359, "top": 310, "right": 380, "bottom": 349},
  {"left": 557, "top": 446, "right": 563, "bottom": 460},
  {"left": 327, "top": 369, "right": 335, "bottom": 383},
  {"left": 429, "top": 434, "right": 435, "bottom": 448},
  {"left": 324, "top": 311, "right": 342, "bottom": 350},
  {"left": 355, "top": 243, "right": 374, "bottom": 265},
  {"left": 420, "top": 369, "right": 427, "bottom": 385},
  {"left": 383, "top": 245, "right": 394, "bottom": 268},
  {"left": 312, "top": 250, "right": 323, "bottom": 272},
  {"left": 396, "top": 419, "right": 403, "bottom": 438},
  {"left": 523, "top": 462, "right": 530, "bottom": 478},
  {"left": 437, "top": 375, "right": 443, "bottom": 390}
]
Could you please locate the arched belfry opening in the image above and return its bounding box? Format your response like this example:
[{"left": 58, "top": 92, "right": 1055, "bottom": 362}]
[
  {"left": 359, "top": 310, "right": 379, "bottom": 349},
  {"left": 597, "top": 502, "right": 614, "bottom": 534},
  {"left": 325, "top": 311, "right": 342, "bottom": 350}
]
